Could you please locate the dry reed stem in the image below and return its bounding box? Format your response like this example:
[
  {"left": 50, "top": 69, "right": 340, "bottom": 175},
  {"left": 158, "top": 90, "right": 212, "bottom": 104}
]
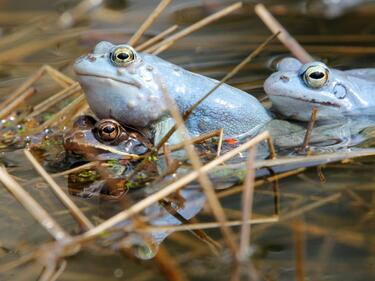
[
  {"left": 0, "top": 166, "right": 70, "bottom": 242},
  {"left": 139, "top": 217, "right": 278, "bottom": 233},
  {"left": 159, "top": 84, "right": 239, "bottom": 257},
  {"left": 51, "top": 161, "right": 99, "bottom": 178},
  {"left": 266, "top": 136, "right": 277, "bottom": 159},
  {"left": 0, "top": 64, "right": 75, "bottom": 120},
  {"left": 151, "top": 40, "right": 175, "bottom": 55},
  {"left": 155, "top": 32, "right": 278, "bottom": 150},
  {"left": 28, "top": 83, "right": 82, "bottom": 118},
  {"left": 44, "top": 65, "right": 75, "bottom": 87},
  {"left": 128, "top": 0, "right": 172, "bottom": 46},
  {"left": 146, "top": 2, "right": 242, "bottom": 53},
  {"left": 164, "top": 129, "right": 221, "bottom": 153},
  {"left": 345, "top": 189, "right": 372, "bottom": 209},
  {"left": 34, "top": 95, "right": 86, "bottom": 132},
  {"left": 78, "top": 131, "right": 270, "bottom": 241},
  {"left": 24, "top": 150, "right": 94, "bottom": 230},
  {"left": 239, "top": 146, "right": 257, "bottom": 261},
  {"left": 255, "top": 149, "right": 375, "bottom": 169},
  {"left": 293, "top": 220, "right": 306, "bottom": 281},
  {"left": 216, "top": 128, "right": 224, "bottom": 158},
  {"left": 281, "top": 193, "right": 341, "bottom": 221},
  {"left": 38, "top": 260, "right": 67, "bottom": 281},
  {"left": 0, "top": 252, "right": 37, "bottom": 273},
  {"left": 160, "top": 200, "right": 221, "bottom": 254},
  {"left": 300, "top": 107, "right": 318, "bottom": 152},
  {"left": 136, "top": 25, "right": 178, "bottom": 51},
  {"left": 0, "top": 66, "right": 45, "bottom": 113},
  {"left": 218, "top": 168, "right": 305, "bottom": 198},
  {"left": 58, "top": 0, "right": 103, "bottom": 28},
  {"left": 47, "top": 260, "right": 67, "bottom": 281},
  {"left": 0, "top": 34, "right": 80, "bottom": 64},
  {"left": 72, "top": 102, "right": 90, "bottom": 120},
  {"left": 295, "top": 222, "right": 371, "bottom": 249},
  {"left": 0, "top": 87, "right": 35, "bottom": 119},
  {"left": 255, "top": 4, "right": 314, "bottom": 63},
  {"left": 0, "top": 25, "right": 39, "bottom": 49}
]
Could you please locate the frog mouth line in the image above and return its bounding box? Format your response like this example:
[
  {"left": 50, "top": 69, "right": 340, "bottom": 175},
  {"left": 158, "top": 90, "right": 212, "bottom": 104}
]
[
  {"left": 271, "top": 95, "right": 341, "bottom": 108},
  {"left": 75, "top": 73, "right": 141, "bottom": 89}
]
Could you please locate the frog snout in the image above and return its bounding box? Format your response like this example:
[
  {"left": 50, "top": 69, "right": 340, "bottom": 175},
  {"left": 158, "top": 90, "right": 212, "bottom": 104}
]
[{"left": 74, "top": 55, "right": 86, "bottom": 65}]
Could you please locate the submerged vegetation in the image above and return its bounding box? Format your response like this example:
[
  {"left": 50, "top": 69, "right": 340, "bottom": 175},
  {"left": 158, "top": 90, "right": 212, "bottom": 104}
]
[{"left": 0, "top": 0, "right": 374, "bottom": 280}]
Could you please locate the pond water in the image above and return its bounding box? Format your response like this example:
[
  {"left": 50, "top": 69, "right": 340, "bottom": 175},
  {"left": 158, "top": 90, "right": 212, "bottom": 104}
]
[{"left": 0, "top": 0, "right": 374, "bottom": 280}]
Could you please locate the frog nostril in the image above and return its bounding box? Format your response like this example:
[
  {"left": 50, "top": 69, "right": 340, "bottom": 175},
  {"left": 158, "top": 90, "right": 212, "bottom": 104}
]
[
  {"left": 280, "top": 75, "right": 290, "bottom": 83},
  {"left": 87, "top": 54, "right": 96, "bottom": 62}
]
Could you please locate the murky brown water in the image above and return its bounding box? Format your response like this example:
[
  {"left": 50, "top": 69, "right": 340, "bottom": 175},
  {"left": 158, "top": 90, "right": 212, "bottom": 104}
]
[{"left": 0, "top": 0, "right": 374, "bottom": 280}]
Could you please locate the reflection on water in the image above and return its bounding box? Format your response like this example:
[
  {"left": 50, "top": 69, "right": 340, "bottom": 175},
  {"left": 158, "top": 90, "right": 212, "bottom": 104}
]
[{"left": 0, "top": 0, "right": 375, "bottom": 280}]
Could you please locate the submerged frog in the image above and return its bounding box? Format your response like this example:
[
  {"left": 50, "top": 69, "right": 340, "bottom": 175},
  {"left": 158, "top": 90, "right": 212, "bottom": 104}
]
[
  {"left": 264, "top": 57, "right": 375, "bottom": 121},
  {"left": 74, "top": 42, "right": 271, "bottom": 145},
  {"left": 64, "top": 115, "right": 151, "bottom": 160}
]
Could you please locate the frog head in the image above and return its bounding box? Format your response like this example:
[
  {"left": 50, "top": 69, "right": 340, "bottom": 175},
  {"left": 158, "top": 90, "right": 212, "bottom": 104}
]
[
  {"left": 74, "top": 41, "right": 167, "bottom": 128},
  {"left": 264, "top": 57, "right": 363, "bottom": 121},
  {"left": 63, "top": 115, "right": 150, "bottom": 160}
]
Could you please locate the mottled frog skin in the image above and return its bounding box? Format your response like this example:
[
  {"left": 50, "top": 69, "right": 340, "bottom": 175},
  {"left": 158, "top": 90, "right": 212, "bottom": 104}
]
[
  {"left": 264, "top": 57, "right": 375, "bottom": 121},
  {"left": 74, "top": 42, "right": 271, "bottom": 144}
]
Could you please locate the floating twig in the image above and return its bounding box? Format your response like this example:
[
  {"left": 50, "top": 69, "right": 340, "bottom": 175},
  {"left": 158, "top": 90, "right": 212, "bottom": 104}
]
[
  {"left": 255, "top": 4, "right": 314, "bottom": 63},
  {"left": 24, "top": 149, "right": 94, "bottom": 230},
  {"left": 138, "top": 217, "right": 278, "bottom": 233},
  {"left": 0, "top": 166, "right": 71, "bottom": 242}
]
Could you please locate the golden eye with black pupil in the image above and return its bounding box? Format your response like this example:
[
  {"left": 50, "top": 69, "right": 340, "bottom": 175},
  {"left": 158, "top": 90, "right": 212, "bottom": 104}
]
[
  {"left": 110, "top": 46, "right": 135, "bottom": 67},
  {"left": 96, "top": 120, "right": 120, "bottom": 142},
  {"left": 303, "top": 65, "right": 329, "bottom": 89}
]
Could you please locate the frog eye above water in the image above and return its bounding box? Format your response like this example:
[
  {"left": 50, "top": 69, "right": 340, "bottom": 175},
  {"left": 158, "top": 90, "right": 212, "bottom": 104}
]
[
  {"left": 303, "top": 65, "right": 329, "bottom": 89},
  {"left": 110, "top": 46, "right": 136, "bottom": 67},
  {"left": 95, "top": 120, "right": 121, "bottom": 142}
]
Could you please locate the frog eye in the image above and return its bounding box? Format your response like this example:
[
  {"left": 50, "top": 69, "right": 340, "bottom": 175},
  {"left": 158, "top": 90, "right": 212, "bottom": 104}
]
[
  {"left": 303, "top": 65, "right": 329, "bottom": 88},
  {"left": 110, "top": 46, "right": 135, "bottom": 67},
  {"left": 96, "top": 120, "right": 121, "bottom": 142}
]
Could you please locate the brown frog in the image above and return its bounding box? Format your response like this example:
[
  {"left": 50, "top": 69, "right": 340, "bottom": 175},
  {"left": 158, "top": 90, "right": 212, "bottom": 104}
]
[{"left": 63, "top": 115, "right": 151, "bottom": 161}]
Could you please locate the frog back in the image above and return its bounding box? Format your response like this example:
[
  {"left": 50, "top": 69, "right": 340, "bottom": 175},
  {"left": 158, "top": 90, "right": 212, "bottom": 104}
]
[
  {"left": 345, "top": 68, "right": 375, "bottom": 82},
  {"left": 142, "top": 53, "right": 271, "bottom": 138}
]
